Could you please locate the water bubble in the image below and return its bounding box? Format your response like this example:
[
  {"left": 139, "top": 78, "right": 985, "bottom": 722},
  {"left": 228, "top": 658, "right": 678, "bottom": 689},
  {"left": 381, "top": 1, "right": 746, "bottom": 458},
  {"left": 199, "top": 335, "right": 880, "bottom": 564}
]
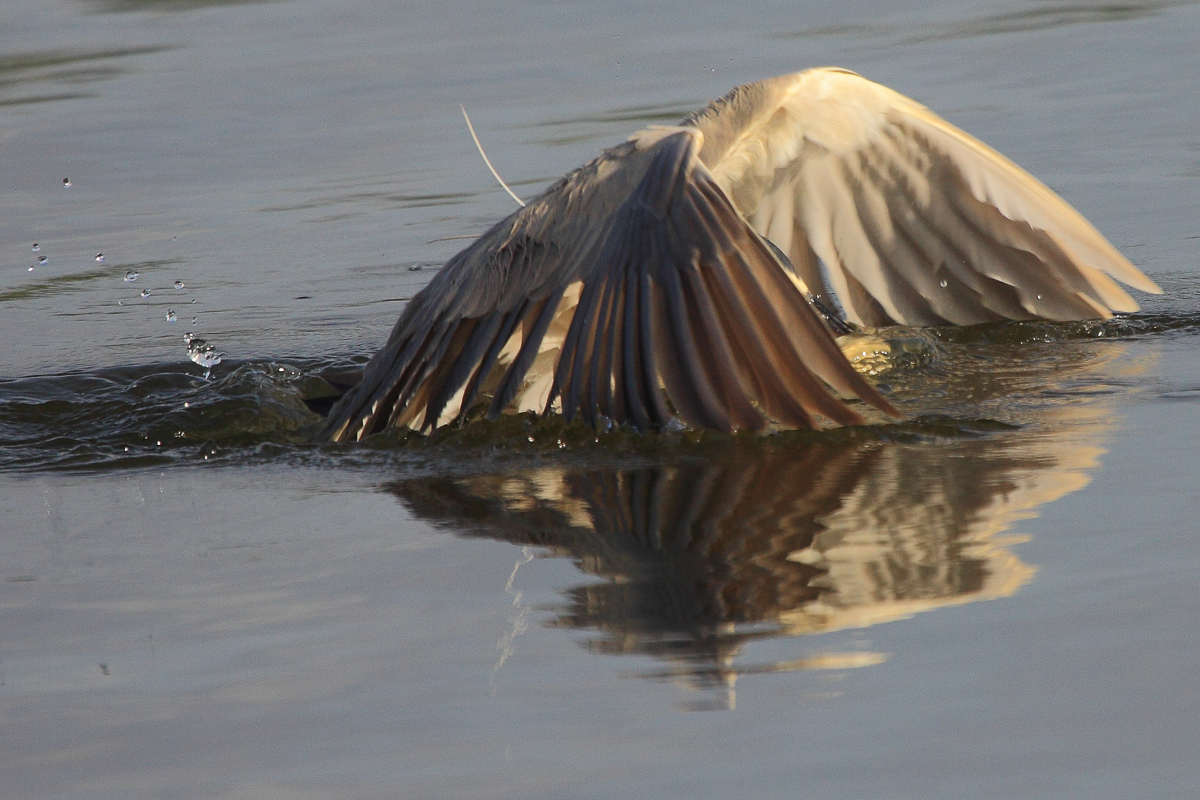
[
  {"left": 31, "top": 244, "right": 39, "bottom": 252},
  {"left": 37, "top": 256, "right": 47, "bottom": 264},
  {"left": 939, "top": 279, "right": 948, "bottom": 288},
  {"left": 95, "top": 253, "right": 104, "bottom": 263},
  {"left": 173, "top": 280, "right": 184, "bottom": 289},
  {"left": 188, "top": 340, "right": 222, "bottom": 369},
  {"left": 140, "top": 288, "right": 151, "bottom": 297},
  {"left": 27, "top": 266, "right": 34, "bottom": 272},
  {"left": 124, "top": 270, "right": 138, "bottom": 282},
  {"left": 165, "top": 309, "right": 177, "bottom": 323},
  {"left": 62, "top": 178, "right": 71, "bottom": 187}
]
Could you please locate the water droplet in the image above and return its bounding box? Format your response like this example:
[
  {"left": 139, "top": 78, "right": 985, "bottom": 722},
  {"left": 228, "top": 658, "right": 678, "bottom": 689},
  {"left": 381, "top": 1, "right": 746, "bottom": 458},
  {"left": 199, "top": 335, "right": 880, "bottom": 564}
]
[
  {"left": 191, "top": 316, "right": 198, "bottom": 325},
  {"left": 156, "top": 441, "right": 161, "bottom": 446},
  {"left": 124, "top": 446, "right": 130, "bottom": 452},
  {"left": 939, "top": 279, "right": 948, "bottom": 288},
  {"left": 95, "top": 253, "right": 104, "bottom": 263},
  {"left": 37, "top": 256, "right": 47, "bottom": 264},
  {"left": 408, "top": 265, "right": 422, "bottom": 272},
  {"left": 140, "top": 288, "right": 151, "bottom": 297},
  {"left": 184, "top": 401, "right": 190, "bottom": 408},
  {"left": 187, "top": 338, "right": 222, "bottom": 369},
  {"left": 31, "top": 244, "right": 39, "bottom": 252},
  {"left": 118, "top": 300, "right": 123, "bottom": 305},
  {"left": 173, "top": 280, "right": 184, "bottom": 289},
  {"left": 165, "top": 309, "right": 177, "bottom": 323},
  {"left": 124, "top": 270, "right": 138, "bottom": 282},
  {"left": 1037, "top": 294, "right": 1043, "bottom": 300},
  {"left": 62, "top": 178, "right": 71, "bottom": 187},
  {"left": 189, "top": 298, "right": 196, "bottom": 304},
  {"left": 27, "top": 266, "right": 34, "bottom": 272}
]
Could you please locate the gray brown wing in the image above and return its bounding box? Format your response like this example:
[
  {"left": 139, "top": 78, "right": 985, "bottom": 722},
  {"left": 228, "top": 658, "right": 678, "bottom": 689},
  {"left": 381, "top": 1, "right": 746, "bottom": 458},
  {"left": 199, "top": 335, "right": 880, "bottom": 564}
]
[{"left": 324, "top": 129, "right": 897, "bottom": 442}]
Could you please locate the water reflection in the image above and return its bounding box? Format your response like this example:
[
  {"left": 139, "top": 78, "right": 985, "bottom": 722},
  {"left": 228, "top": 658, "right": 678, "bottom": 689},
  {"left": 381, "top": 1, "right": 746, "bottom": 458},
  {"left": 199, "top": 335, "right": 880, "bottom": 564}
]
[
  {"left": 81, "top": 0, "right": 277, "bottom": 13},
  {"left": 768, "top": 1, "right": 1185, "bottom": 44},
  {"left": 386, "top": 399, "right": 1110, "bottom": 709},
  {"left": 0, "top": 47, "right": 172, "bottom": 108}
]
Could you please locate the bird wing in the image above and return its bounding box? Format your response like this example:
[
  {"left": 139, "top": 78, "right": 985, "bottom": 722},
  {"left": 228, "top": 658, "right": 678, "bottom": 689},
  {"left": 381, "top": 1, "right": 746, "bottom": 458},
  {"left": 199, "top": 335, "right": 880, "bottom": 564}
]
[
  {"left": 686, "top": 68, "right": 1161, "bottom": 328},
  {"left": 324, "top": 127, "right": 897, "bottom": 442}
]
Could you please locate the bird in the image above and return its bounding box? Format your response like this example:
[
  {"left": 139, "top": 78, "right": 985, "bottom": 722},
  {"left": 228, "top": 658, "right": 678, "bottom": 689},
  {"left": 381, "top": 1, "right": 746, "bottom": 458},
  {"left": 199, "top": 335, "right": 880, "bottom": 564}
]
[{"left": 323, "top": 67, "right": 1160, "bottom": 443}]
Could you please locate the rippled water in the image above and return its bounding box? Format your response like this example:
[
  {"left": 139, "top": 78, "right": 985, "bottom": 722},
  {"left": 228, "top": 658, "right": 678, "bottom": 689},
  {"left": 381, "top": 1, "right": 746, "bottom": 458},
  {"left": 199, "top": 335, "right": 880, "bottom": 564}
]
[{"left": 3, "top": 1, "right": 1200, "bottom": 798}]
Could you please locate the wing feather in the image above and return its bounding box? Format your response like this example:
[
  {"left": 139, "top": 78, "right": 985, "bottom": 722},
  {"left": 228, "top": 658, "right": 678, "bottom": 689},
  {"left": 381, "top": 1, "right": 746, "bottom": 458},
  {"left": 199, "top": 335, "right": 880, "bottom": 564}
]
[
  {"left": 486, "top": 290, "right": 564, "bottom": 419},
  {"left": 324, "top": 125, "right": 900, "bottom": 442},
  {"left": 686, "top": 67, "right": 1161, "bottom": 329}
]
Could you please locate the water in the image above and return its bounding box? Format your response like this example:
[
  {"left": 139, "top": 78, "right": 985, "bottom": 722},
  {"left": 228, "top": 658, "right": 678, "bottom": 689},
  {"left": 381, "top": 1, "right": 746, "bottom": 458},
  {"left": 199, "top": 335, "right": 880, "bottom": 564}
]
[{"left": 3, "top": 1, "right": 1200, "bottom": 798}]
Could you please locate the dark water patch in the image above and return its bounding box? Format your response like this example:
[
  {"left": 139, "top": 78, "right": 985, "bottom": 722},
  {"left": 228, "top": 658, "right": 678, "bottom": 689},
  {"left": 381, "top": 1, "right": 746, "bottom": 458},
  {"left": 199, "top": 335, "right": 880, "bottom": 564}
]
[
  {"left": 529, "top": 102, "right": 703, "bottom": 147},
  {"left": 0, "top": 46, "right": 174, "bottom": 78},
  {"left": 0, "top": 45, "right": 175, "bottom": 106},
  {"left": 1159, "top": 387, "right": 1200, "bottom": 401},
  {"left": 767, "top": 1, "right": 1190, "bottom": 44},
  {"left": 0, "top": 92, "right": 98, "bottom": 108},
  {"left": 259, "top": 190, "right": 475, "bottom": 215},
  {"left": 907, "top": 2, "right": 1187, "bottom": 43},
  {"left": 534, "top": 101, "right": 702, "bottom": 130},
  {"left": 0, "top": 261, "right": 180, "bottom": 304},
  {"left": 81, "top": 0, "right": 278, "bottom": 12}
]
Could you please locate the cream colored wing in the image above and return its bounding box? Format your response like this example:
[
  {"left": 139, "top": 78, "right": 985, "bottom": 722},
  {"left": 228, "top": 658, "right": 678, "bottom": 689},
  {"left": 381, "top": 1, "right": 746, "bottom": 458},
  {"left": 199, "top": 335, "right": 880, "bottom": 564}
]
[
  {"left": 324, "top": 127, "right": 897, "bottom": 442},
  {"left": 686, "top": 68, "right": 1161, "bottom": 327}
]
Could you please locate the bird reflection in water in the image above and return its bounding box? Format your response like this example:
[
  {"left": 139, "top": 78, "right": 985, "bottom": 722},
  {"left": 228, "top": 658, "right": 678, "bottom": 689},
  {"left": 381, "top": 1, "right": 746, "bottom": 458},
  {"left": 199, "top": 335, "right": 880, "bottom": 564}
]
[{"left": 386, "top": 393, "right": 1109, "bottom": 710}]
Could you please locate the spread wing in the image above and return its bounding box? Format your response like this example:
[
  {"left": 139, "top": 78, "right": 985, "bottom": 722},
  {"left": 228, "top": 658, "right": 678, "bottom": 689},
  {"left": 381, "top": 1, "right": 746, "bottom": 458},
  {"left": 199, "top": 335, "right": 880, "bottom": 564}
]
[
  {"left": 687, "top": 68, "right": 1161, "bottom": 327},
  {"left": 324, "top": 128, "right": 897, "bottom": 442}
]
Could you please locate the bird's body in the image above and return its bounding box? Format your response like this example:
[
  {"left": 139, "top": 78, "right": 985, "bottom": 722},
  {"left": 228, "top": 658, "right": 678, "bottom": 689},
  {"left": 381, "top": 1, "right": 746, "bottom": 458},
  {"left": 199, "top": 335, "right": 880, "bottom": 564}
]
[{"left": 324, "top": 68, "right": 1159, "bottom": 443}]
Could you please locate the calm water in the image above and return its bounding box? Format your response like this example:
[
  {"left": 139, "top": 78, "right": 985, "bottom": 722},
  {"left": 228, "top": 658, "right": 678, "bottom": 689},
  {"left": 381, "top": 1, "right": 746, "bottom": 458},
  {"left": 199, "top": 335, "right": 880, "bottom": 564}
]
[{"left": 3, "top": 1, "right": 1200, "bottom": 797}]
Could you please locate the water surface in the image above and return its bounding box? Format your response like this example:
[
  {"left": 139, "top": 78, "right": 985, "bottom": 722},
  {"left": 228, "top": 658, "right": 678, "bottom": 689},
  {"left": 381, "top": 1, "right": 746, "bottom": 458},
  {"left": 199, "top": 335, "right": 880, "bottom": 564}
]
[{"left": 2, "top": 1, "right": 1200, "bottom": 797}]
